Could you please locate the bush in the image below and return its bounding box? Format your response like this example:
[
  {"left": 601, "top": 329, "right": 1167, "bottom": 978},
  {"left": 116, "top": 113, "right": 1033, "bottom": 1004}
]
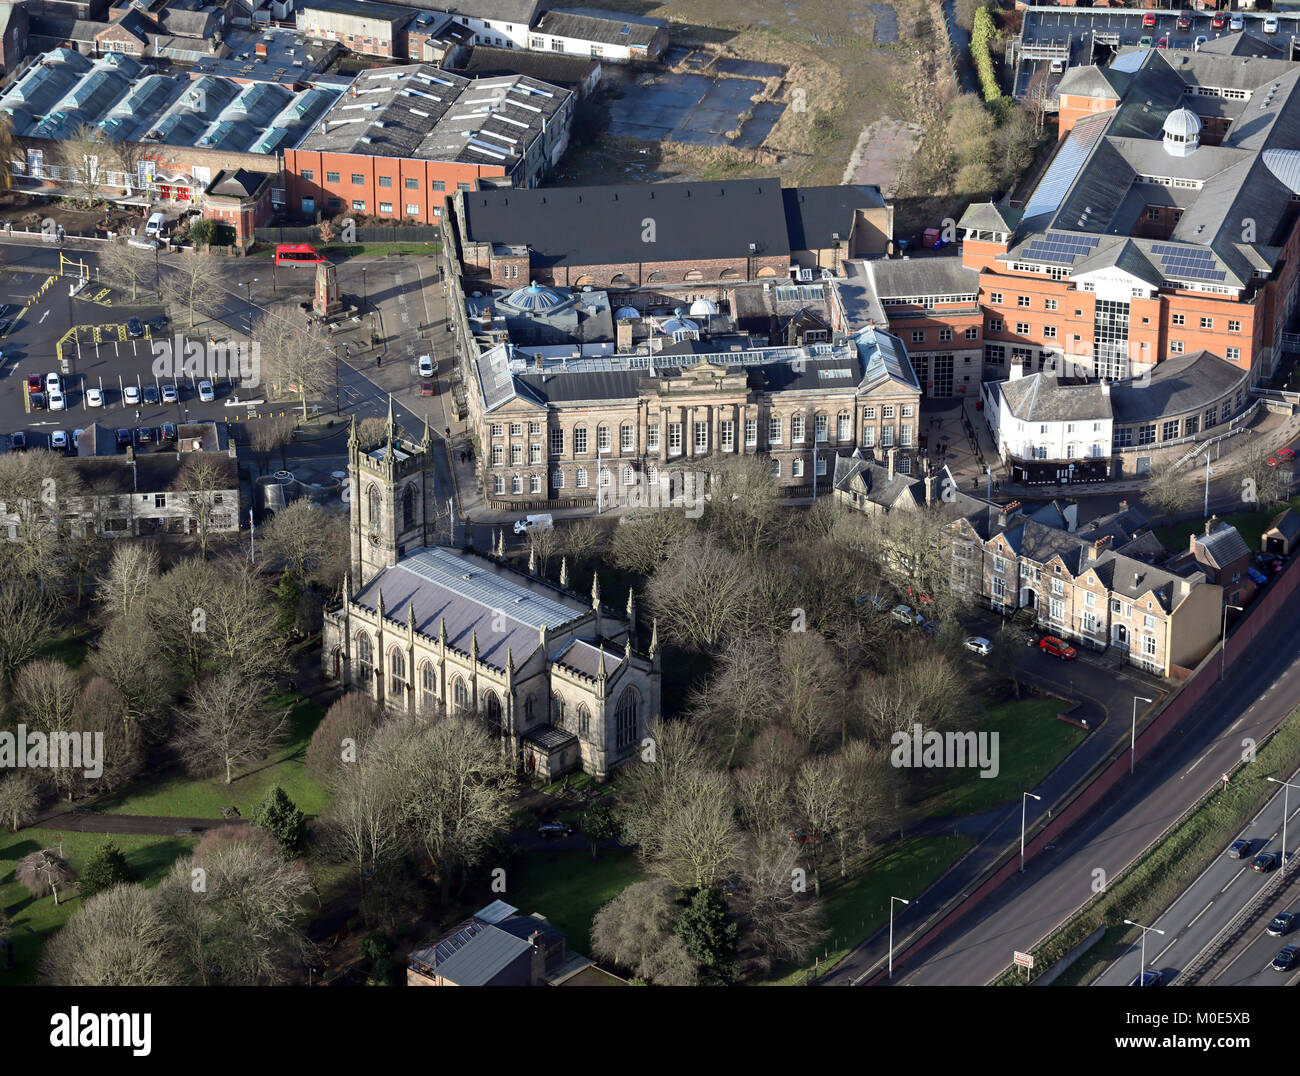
[
  {"left": 79, "top": 841, "right": 133, "bottom": 900},
  {"left": 252, "top": 784, "right": 306, "bottom": 852},
  {"left": 971, "top": 7, "right": 1002, "bottom": 104},
  {"left": 360, "top": 931, "right": 390, "bottom": 962}
]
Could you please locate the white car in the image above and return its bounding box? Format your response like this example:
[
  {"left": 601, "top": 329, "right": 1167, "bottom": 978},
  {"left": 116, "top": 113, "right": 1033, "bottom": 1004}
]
[
  {"left": 1264, "top": 16, "right": 1279, "bottom": 33},
  {"left": 50, "top": 429, "right": 68, "bottom": 450},
  {"left": 418, "top": 354, "right": 435, "bottom": 378},
  {"left": 161, "top": 384, "right": 178, "bottom": 404},
  {"left": 48, "top": 390, "right": 65, "bottom": 411},
  {"left": 1231, "top": 13, "right": 1244, "bottom": 30},
  {"left": 198, "top": 380, "right": 215, "bottom": 402},
  {"left": 1193, "top": 34, "right": 1207, "bottom": 50},
  {"left": 124, "top": 385, "right": 141, "bottom": 405},
  {"left": 45, "top": 371, "right": 61, "bottom": 394},
  {"left": 86, "top": 388, "right": 104, "bottom": 407},
  {"left": 72, "top": 428, "right": 83, "bottom": 450},
  {"left": 1049, "top": 57, "right": 1065, "bottom": 74},
  {"left": 963, "top": 636, "right": 992, "bottom": 657}
]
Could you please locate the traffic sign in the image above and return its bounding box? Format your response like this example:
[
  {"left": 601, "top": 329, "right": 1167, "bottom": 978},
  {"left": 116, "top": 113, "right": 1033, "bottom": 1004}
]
[{"left": 1013, "top": 951, "right": 1034, "bottom": 969}]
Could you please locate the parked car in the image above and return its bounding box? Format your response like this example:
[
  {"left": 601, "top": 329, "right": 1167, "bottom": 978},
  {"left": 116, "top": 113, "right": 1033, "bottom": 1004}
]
[
  {"left": 50, "top": 430, "right": 68, "bottom": 451},
  {"left": 1227, "top": 839, "right": 1252, "bottom": 859},
  {"left": 198, "top": 380, "right": 215, "bottom": 402},
  {"left": 1176, "top": 11, "right": 1191, "bottom": 30},
  {"left": 11, "top": 431, "right": 26, "bottom": 451},
  {"left": 890, "top": 604, "right": 917, "bottom": 625},
  {"left": 161, "top": 384, "right": 178, "bottom": 404},
  {"left": 1211, "top": 12, "right": 1226, "bottom": 30},
  {"left": 418, "top": 354, "right": 435, "bottom": 378},
  {"left": 72, "top": 428, "right": 83, "bottom": 451},
  {"left": 963, "top": 636, "right": 992, "bottom": 656},
  {"left": 1130, "top": 970, "right": 1162, "bottom": 986},
  {"left": 1156, "top": 35, "right": 1170, "bottom": 49},
  {"left": 1194, "top": 34, "right": 1207, "bottom": 50},
  {"left": 1039, "top": 636, "right": 1077, "bottom": 660},
  {"left": 420, "top": 381, "right": 435, "bottom": 396},
  {"left": 1138, "top": 34, "right": 1154, "bottom": 48},
  {"left": 1264, "top": 16, "right": 1279, "bottom": 34},
  {"left": 1252, "top": 852, "right": 1279, "bottom": 873},
  {"left": 537, "top": 821, "right": 573, "bottom": 839},
  {"left": 28, "top": 391, "right": 45, "bottom": 411},
  {"left": 142, "top": 385, "right": 159, "bottom": 404},
  {"left": 26, "top": 375, "right": 41, "bottom": 393},
  {"left": 1143, "top": 11, "right": 1157, "bottom": 27},
  {"left": 127, "top": 316, "right": 144, "bottom": 339},
  {"left": 48, "top": 390, "right": 65, "bottom": 411},
  {"left": 124, "top": 385, "right": 141, "bottom": 405},
  {"left": 159, "top": 422, "right": 177, "bottom": 443},
  {"left": 86, "top": 387, "right": 104, "bottom": 407},
  {"left": 115, "top": 428, "right": 133, "bottom": 448},
  {"left": 1267, "top": 447, "right": 1295, "bottom": 466},
  {"left": 1271, "top": 945, "right": 1298, "bottom": 972},
  {"left": 133, "top": 426, "right": 155, "bottom": 446},
  {"left": 45, "top": 371, "right": 61, "bottom": 394},
  {"left": 1050, "top": 57, "right": 1065, "bottom": 74},
  {"left": 1268, "top": 912, "right": 1296, "bottom": 937},
  {"left": 1248, "top": 567, "right": 1268, "bottom": 585},
  {"left": 1231, "top": 13, "right": 1244, "bottom": 30}
]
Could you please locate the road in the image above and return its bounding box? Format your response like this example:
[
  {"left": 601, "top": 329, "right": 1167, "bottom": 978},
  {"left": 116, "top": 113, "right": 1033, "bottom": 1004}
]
[
  {"left": 864, "top": 586, "right": 1300, "bottom": 985},
  {"left": 1093, "top": 761, "right": 1300, "bottom": 986}
]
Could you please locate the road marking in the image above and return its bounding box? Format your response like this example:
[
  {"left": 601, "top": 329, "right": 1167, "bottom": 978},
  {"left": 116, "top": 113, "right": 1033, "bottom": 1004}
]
[
  {"left": 1188, "top": 901, "right": 1214, "bottom": 927},
  {"left": 1221, "top": 869, "right": 1246, "bottom": 893},
  {"left": 1155, "top": 938, "right": 1178, "bottom": 961},
  {"left": 38, "top": 310, "right": 49, "bottom": 323},
  {"left": 1184, "top": 747, "right": 1214, "bottom": 777}
]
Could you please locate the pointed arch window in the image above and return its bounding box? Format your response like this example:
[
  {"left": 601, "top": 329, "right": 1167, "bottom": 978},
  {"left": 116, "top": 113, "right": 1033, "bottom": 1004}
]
[{"left": 367, "top": 484, "right": 381, "bottom": 526}]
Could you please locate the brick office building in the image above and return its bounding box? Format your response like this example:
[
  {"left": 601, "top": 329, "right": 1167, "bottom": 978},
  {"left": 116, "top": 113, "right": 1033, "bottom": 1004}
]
[{"left": 282, "top": 63, "right": 572, "bottom": 222}]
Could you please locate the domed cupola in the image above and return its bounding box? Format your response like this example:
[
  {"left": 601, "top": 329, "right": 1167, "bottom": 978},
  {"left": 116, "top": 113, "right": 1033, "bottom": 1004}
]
[{"left": 1162, "top": 107, "right": 1201, "bottom": 158}]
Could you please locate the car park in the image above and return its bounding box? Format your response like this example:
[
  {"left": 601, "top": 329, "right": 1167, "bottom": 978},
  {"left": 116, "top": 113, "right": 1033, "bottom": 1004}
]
[
  {"left": 1228, "top": 839, "right": 1252, "bottom": 859},
  {"left": 1252, "top": 852, "right": 1279, "bottom": 873},
  {"left": 48, "top": 390, "right": 65, "bottom": 411},
  {"left": 1265, "top": 16, "right": 1279, "bottom": 33},
  {"left": 86, "top": 388, "right": 104, "bottom": 407},
  {"left": 963, "top": 636, "right": 992, "bottom": 656},
  {"left": 1130, "top": 970, "right": 1162, "bottom": 986},
  {"left": 127, "top": 316, "right": 144, "bottom": 339},
  {"left": 1231, "top": 14, "right": 1244, "bottom": 30},
  {"left": 124, "top": 385, "right": 141, "bottom": 405},
  {"left": 161, "top": 384, "right": 178, "bottom": 404},
  {"left": 1268, "top": 912, "right": 1296, "bottom": 937},
  {"left": 11, "top": 431, "right": 26, "bottom": 451},
  {"left": 1271, "top": 945, "right": 1298, "bottom": 972},
  {"left": 115, "top": 428, "right": 132, "bottom": 448},
  {"left": 143, "top": 385, "right": 159, "bottom": 404},
  {"left": 159, "top": 422, "right": 177, "bottom": 443},
  {"left": 50, "top": 430, "right": 68, "bottom": 451},
  {"left": 198, "top": 380, "right": 215, "bottom": 402},
  {"left": 1039, "top": 636, "right": 1077, "bottom": 660}
]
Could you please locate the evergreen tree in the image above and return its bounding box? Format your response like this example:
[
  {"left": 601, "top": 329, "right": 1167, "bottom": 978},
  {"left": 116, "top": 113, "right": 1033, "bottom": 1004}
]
[
  {"left": 79, "top": 840, "right": 133, "bottom": 900},
  {"left": 274, "top": 568, "right": 302, "bottom": 638},
  {"left": 674, "top": 887, "right": 739, "bottom": 985},
  {"left": 253, "top": 784, "right": 306, "bottom": 852}
]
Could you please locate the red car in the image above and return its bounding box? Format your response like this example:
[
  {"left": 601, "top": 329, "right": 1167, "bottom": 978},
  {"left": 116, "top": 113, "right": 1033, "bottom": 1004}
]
[
  {"left": 1211, "top": 12, "right": 1226, "bottom": 30},
  {"left": 1267, "top": 447, "right": 1296, "bottom": 467},
  {"left": 1157, "top": 36, "right": 1170, "bottom": 49},
  {"left": 1143, "top": 11, "right": 1157, "bottom": 27},
  {"left": 26, "top": 375, "right": 41, "bottom": 393},
  {"left": 1176, "top": 11, "right": 1192, "bottom": 29},
  {"left": 1040, "top": 636, "right": 1078, "bottom": 660},
  {"left": 420, "top": 380, "right": 435, "bottom": 396}
]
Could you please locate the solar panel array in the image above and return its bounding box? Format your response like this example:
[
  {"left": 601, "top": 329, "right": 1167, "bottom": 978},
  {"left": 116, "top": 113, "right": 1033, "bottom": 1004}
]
[
  {"left": 434, "top": 921, "right": 484, "bottom": 965},
  {"left": 1022, "top": 112, "right": 1109, "bottom": 220},
  {"left": 1150, "top": 243, "right": 1227, "bottom": 282},
  {"left": 1020, "top": 232, "right": 1102, "bottom": 265}
]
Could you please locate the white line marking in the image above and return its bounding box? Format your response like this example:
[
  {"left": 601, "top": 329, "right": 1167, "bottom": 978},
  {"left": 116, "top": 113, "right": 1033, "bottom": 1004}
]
[{"left": 1188, "top": 901, "right": 1214, "bottom": 927}]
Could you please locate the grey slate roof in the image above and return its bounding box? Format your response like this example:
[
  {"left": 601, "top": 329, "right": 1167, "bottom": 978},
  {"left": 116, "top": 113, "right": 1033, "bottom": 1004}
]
[
  {"left": 1109, "top": 351, "right": 1246, "bottom": 424},
  {"left": 431, "top": 0, "right": 545, "bottom": 21},
  {"left": 427, "top": 924, "right": 529, "bottom": 986},
  {"left": 349, "top": 546, "right": 590, "bottom": 670},
  {"left": 957, "top": 202, "right": 1024, "bottom": 233},
  {"left": 831, "top": 450, "right": 921, "bottom": 508},
  {"left": 999, "top": 373, "right": 1112, "bottom": 423},
  {"left": 453, "top": 44, "right": 598, "bottom": 87},
  {"left": 1196, "top": 524, "right": 1250, "bottom": 569},
  {"left": 781, "top": 185, "right": 885, "bottom": 251},
  {"left": 1267, "top": 507, "right": 1300, "bottom": 543},
  {"left": 462, "top": 180, "right": 791, "bottom": 268},
  {"left": 1056, "top": 64, "right": 1128, "bottom": 100},
  {"left": 864, "top": 254, "right": 980, "bottom": 299},
  {"left": 534, "top": 9, "right": 664, "bottom": 47}
]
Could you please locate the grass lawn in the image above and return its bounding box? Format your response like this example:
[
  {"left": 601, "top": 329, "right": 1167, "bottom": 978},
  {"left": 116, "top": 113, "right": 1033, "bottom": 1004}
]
[
  {"left": 488, "top": 848, "right": 644, "bottom": 958},
  {"left": 760, "top": 834, "right": 975, "bottom": 985},
  {"left": 98, "top": 694, "right": 331, "bottom": 820},
  {"left": 1155, "top": 494, "right": 1300, "bottom": 554},
  {"left": 0, "top": 829, "right": 196, "bottom": 985},
  {"left": 913, "top": 696, "right": 1087, "bottom": 819}
]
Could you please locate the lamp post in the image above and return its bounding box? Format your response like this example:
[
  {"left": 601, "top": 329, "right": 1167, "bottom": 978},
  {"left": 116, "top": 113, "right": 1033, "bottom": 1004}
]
[
  {"left": 1267, "top": 776, "right": 1300, "bottom": 875},
  {"left": 1020, "top": 792, "right": 1041, "bottom": 872},
  {"left": 1131, "top": 695, "right": 1153, "bottom": 774},
  {"left": 361, "top": 266, "right": 368, "bottom": 312},
  {"left": 1219, "top": 603, "right": 1244, "bottom": 682},
  {"left": 241, "top": 278, "right": 258, "bottom": 335},
  {"left": 889, "top": 896, "right": 909, "bottom": 980},
  {"left": 1123, "top": 918, "right": 1165, "bottom": 983}
]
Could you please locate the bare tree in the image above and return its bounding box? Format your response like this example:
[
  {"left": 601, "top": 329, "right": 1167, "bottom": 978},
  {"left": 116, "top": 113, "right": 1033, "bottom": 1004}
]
[
  {"left": 89, "top": 610, "right": 172, "bottom": 739},
  {"left": 731, "top": 832, "right": 824, "bottom": 976},
  {"left": 13, "top": 659, "right": 81, "bottom": 799},
  {"left": 98, "top": 543, "right": 159, "bottom": 624},
  {"left": 159, "top": 249, "right": 224, "bottom": 329},
  {"left": 55, "top": 123, "right": 107, "bottom": 205},
  {"left": 264, "top": 499, "right": 335, "bottom": 582},
  {"left": 646, "top": 530, "right": 760, "bottom": 650},
  {"left": 615, "top": 717, "right": 711, "bottom": 855},
  {"left": 732, "top": 761, "right": 793, "bottom": 837},
  {"left": 322, "top": 735, "right": 408, "bottom": 912},
  {"left": 591, "top": 879, "right": 697, "bottom": 986},
  {"left": 0, "top": 449, "right": 83, "bottom": 584},
  {"left": 526, "top": 524, "right": 561, "bottom": 577},
  {"left": 1142, "top": 460, "right": 1199, "bottom": 520},
  {"left": 701, "top": 452, "right": 789, "bottom": 556},
  {"left": 1240, "top": 446, "right": 1291, "bottom": 513},
  {"left": 791, "top": 755, "right": 850, "bottom": 895},
  {"left": 776, "top": 629, "right": 842, "bottom": 751},
  {"left": 173, "top": 453, "right": 234, "bottom": 559},
  {"left": 253, "top": 306, "right": 332, "bottom": 418},
  {"left": 647, "top": 768, "right": 742, "bottom": 891},
  {"left": 175, "top": 669, "right": 283, "bottom": 784},
  {"left": 561, "top": 517, "right": 604, "bottom": 571},
  {"left": 249, "top": 415, "right": 297, "bottom": 475},
  {"left": 0, "top": 771, "right": 39, "bottom": 832},
  {"left": 306, "top": 692, "right": 383, "bottom": 783},
  {"left": 0, "top": 579, "right": 59, "bottom": 687},
  {"left": 608, "top": 507, "right": 692, "bottom": 576},
  {"left": 99, "top": 238, "right": 156, "bottom": 302},
  {"left": 202, "top": 558, "right": 288, "bottom": 684},
  {"left": 690, "top": 635, "right": 778, "bottom": 768},
  {"left": 150, "top": 556, "right": 221, "bottom": 678},
  {"left": 77, "top": 676, "right": 145, "bottom": 792},
  {"left": 41, "top": 884, "right": 177, "bottom": 986}
]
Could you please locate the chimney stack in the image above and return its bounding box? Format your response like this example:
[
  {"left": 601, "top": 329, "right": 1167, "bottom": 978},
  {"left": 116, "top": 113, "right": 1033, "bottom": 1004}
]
[
  {"left": 925, "top": 471, "right": 935, "bottom": 506},
  {"left": 887, "top": 446, "right": 896, "bottom": 481}
]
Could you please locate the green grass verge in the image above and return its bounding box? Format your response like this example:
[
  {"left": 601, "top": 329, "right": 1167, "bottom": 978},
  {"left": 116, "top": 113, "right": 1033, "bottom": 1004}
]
[
  {"left": 760, "top": 834, "right": 975, "bottom": 986},
  {"left": 0, "top": 828, "right": 196, "bottom": 985},
  {"left": 486, "top": 848, "right": 644, "bottom": 958},
  {"left": 914, "top": 696, "right": 1086, "bottom": 819},
  {"left": 1155, "top": 494, "right": 1300, "bottom": 555},
  {"left": 991, "top": 706, "right": 1300, "bottom": 985},
  {"left": 97, "top": 694, "right": 330, "bottom": 819}
]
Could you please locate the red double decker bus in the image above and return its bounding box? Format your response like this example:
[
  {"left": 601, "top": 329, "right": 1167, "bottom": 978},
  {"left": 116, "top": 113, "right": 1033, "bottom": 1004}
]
[{"left": 275, "top": 243, "right": 326, "bottom": 267}]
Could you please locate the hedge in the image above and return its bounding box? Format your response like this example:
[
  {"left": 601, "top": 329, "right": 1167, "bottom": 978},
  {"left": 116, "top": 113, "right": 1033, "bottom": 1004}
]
[{"left": 971, "top": 6, "right": 1002, "bottom": 105}]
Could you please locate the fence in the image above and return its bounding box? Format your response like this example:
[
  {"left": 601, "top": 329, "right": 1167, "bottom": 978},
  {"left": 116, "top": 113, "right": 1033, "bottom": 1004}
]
[{"left": 253, "top": 225, "right": 443, "bottom": 244}]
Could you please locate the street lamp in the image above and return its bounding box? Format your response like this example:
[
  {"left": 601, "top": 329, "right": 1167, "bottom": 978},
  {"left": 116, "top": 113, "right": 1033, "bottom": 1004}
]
[
  {"left": 361, "top": 266, "right": 368, "bottom": 312},
  {"left": 889, "top": 896, "right": 909, "bottom": 980},
  {"left": 1020, "top": 792, "right": 1041, "bottom": 872},
  {"left": 1131, "top": 696, "right": 1153, "bottom": 774},
  {"left": 1267, "top": 776, "right": 1300, "bottom": 875},
  {"left": 241, "top": 278, "right": 259, "bottom": 335},
  {"left": 1123, "top": 918, "right": 1165, "bottom": 982},
  {"left": 1219, "top": 603, "right": 1245, "bottom": 682}
]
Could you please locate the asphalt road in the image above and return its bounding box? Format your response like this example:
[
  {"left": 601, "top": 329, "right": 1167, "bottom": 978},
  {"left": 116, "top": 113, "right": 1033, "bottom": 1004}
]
[
  {"left": 1092, "top": 761, "right": 1300, "bottom": 986},
  {"left": 1212, "top": 873, "right": 1300, "bottom": 987},
  {"left": 882, "top": 590, "right": 1300, "bottom": 985}
]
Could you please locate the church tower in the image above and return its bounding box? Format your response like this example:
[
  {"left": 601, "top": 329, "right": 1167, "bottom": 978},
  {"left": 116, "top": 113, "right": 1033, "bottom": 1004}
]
[{"left": 348, "top": 401, "right": 438, "bottom": 586}]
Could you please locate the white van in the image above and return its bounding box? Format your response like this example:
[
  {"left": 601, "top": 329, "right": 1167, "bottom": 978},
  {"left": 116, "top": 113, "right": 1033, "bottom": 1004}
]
[
  {"left": 513, "top": 513, "right": 554, "bottom": 535},
  {"left": 144, "top": 212, "right": 166, "bottom": 238}
]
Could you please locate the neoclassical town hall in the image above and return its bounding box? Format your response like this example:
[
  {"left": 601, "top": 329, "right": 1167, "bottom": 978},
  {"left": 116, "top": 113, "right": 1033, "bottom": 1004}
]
[{"left": 321, "top": 409, "right": 660, "bottom": 779}]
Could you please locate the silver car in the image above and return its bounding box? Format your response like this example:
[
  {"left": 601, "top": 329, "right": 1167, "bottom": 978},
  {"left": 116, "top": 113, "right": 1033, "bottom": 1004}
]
[{"left": 963, "top": 636, "right": 992, "bottom": 656}]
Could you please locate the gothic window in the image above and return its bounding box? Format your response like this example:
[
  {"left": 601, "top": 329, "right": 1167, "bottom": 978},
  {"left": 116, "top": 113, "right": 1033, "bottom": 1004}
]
[
  {"left": 524, "top": 694, "right": 535, "bottom": 725},
  {"left": 389, "top": 648, "right": 405, "bottom": 697},
  {"left": 485, "top": 691, "right": 502, "bottom": 729},
  {"left": 402, "top": 484, "right": 416, "bottom": 530},
  {"left": 366, "top": 485, "right": 380, "bottom": 526},
  {"left": 615, "top": 687, "right": 639, "bottom": 750},
  {"left": 577, "top": 703, "right": 591, "bottom": 738},
  {"left": 421, "top": 662, "right": 436, "bottom": 710},
  {"left": 452, "top": 676, "right": 469, "bottom": 714},
  {"left": 552, "top": 692, "right": 566, "bottom": 728},
  {"left": 356, "top": 633, "right": 373, "bottom": 682}
]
